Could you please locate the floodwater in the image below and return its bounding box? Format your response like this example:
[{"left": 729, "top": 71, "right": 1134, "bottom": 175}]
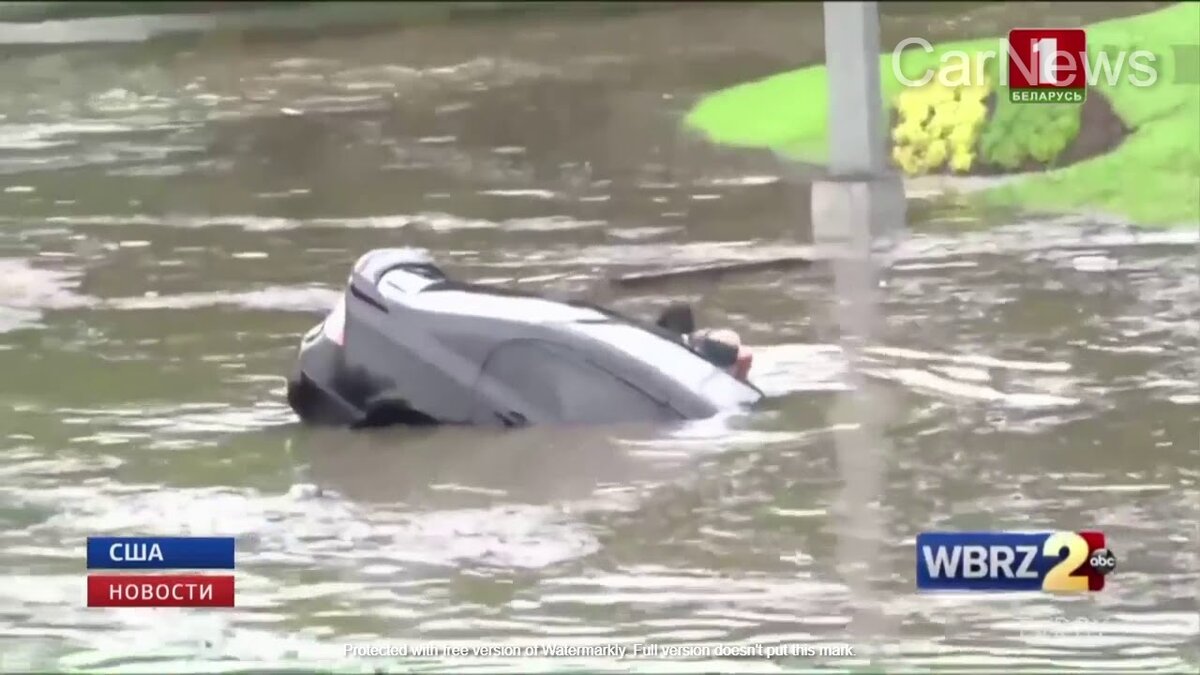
[{"left": 0, "top": 2, "right": 1196, "bottom": 672}]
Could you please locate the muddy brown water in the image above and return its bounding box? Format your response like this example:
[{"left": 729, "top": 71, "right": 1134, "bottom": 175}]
[{"left": 0, "top": 3, "right": 1196, "bottom": 672}]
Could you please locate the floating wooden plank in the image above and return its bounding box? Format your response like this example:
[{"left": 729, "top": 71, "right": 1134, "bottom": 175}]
[{"left": 609, "top": 254, "right": 820, "bottom": 288}]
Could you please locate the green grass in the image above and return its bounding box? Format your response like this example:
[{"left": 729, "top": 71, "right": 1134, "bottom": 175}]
[{"left": 684, "top": 2, "right": 1200, "bottom": 228}]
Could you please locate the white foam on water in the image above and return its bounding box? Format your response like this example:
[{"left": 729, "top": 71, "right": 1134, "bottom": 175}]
[
  {"left": 104, "top": 286, "right": 340, "bottom": 313},
  {"left": 0, "top": 258, "right": 91, "bottom": 312},
  {"left": 481, "top": 189, "right": 557, "bottom": 200},
  {"left": 867, "top": 367, "right": 1080, "bottom": 409},
  {"left": 700, "top": 175, "right": 780, "bottom": 187},
  {"left": 865, "top": 346, "right": 1072, "bottom": 373}
]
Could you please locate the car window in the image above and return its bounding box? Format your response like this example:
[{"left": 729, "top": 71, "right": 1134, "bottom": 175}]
[
  {"left": 565, "top": 322, "right": 761, "bottom": 407},
  {"left": 479, "top": 340, "right": 675, "bottom": 424},
  {"left": 566, "top": 322, "right": 713, "bottom": 389}
]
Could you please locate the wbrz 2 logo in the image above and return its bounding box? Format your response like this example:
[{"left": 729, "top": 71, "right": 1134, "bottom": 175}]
[{"left": 916, "top": 531, "right": 1114, "bottom": 593}]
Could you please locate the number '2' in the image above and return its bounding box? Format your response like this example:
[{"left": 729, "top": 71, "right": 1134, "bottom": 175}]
[{"left": 1042, "top": 531, "right": 1090, "bottom": 592}]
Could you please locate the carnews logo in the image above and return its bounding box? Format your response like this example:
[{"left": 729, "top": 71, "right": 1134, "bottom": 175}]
[
  {"left": 1007, "top": 28, "right": 1089, "bottom": 104},
  {"left": 916, "top": 531, "right": 1116, "bottom": 592}
]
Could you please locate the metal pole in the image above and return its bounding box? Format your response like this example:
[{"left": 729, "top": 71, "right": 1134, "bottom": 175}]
[
  {"left": 823, "top": 1, "right": 888, "bottom": 177},
  {"left": 812, "top": 0, "right": 904, "bottom": 248},
  {"left": 815, "top": 1, "right": 900, "bottom": 666}
]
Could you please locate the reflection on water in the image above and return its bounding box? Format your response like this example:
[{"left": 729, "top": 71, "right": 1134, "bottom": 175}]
[{"left": 0, "top": 2, "right": 1197, "bottom": 673}]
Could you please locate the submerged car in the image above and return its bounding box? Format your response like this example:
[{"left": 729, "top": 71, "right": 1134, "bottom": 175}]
[{"left": 286, "top": 248, "right": 764, "bottom": 428}]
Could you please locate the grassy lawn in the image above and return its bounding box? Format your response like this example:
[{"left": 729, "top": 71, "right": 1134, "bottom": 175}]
[{"left": 685, "top": 3, "right": 1199, "bottom": 228}]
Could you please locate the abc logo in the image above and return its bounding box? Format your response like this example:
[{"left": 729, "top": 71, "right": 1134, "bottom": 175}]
[{"left": 1089, "top": 547, "right": 1117, "bottom": 576}]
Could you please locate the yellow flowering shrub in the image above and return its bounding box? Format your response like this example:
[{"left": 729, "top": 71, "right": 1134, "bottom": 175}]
[{"left": 891, "top": 69, "right": 991, "bottom": 176}]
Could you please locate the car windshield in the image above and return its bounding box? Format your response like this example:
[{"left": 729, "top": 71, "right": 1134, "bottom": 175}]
[
  {"left": 379, "top": 268, "right": 441, "bottom": 295},
  {"left": 380, "top": 283, "right": 610, "bottom": 323}
]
